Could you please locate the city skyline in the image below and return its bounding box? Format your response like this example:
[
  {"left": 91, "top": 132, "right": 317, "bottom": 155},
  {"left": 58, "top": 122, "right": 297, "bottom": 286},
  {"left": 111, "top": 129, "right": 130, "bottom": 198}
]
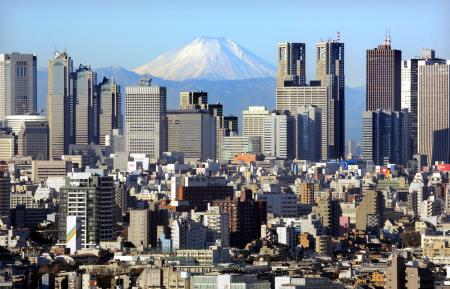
[{"left": 1, "top": 0, "right": 450, "bottom": 87}]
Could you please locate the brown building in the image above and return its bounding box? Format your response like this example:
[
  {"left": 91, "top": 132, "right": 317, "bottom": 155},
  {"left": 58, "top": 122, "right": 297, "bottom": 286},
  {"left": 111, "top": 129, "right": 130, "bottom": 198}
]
[
  {"left": 356, "top": 190, "right": 385, "bottom": 233},
  {"left": 299, "top": 182, "right": 319, "bottom": 205},
  {"left": 176, "top": 184, "right": 233, "bottom": 212},
  {"left": 385, "top": 255, "right": 406, "bottom": 289},
  {"left": 314, "top": 198, "right": 342, "bottom": 236},
  {"left": 366, "top": 37, "right": 402, "bottom": 111},
  {"left": 213, "top": 190, "right": 266, "bottom": 248}
]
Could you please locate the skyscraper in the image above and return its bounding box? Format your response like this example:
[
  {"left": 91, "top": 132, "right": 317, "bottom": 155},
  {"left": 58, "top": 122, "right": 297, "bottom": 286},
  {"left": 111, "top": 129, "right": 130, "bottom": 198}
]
[
  {"left": 59, "top": 172, "right": 115, "bottom": 248},
  {"left": 417, "top": 59, "right": 450, "bottom": 164},
  {"left": 0, "top": 53, "right": 37, "bottom": 117},
  {"left": 366, "top": 36, "right": 402, "bottom": 111},
  {"left": 401, "top": 49, "right": 436, "bottom": 155},
  {"left": 361, "top": 110, "right": 411, "bottom": 166},
  {"left": 97, "top": 77, "right": 121, "bottom": 148},
  {"left": 47, "top": 51, "right": 73, "bottom": 160},
  {"left": 125, "top": 77, "right": 167, "bottom": 161},
  {"left": 167, "top": 110, "right": 216, "bottom": 162},
  {"left": 276, "top": 85, "right": 330, "bottom": 159},
  {"left": 73, "top": 64, "right": 96, "bottom": 145},
  {"left": 263, "top": 111, "right": 296, "bottom": 160},
  {"left": 296, "top": 105, "right": 322, "bottom": 161},
  {"left": 277, "top": 42, "right": 306, "bottom": 87},
  {"left": 316, "top": 38, "right": 345, "bottom": 158},
  {"left": 243, "top": 106, "right": 270, "bottom": 140}
]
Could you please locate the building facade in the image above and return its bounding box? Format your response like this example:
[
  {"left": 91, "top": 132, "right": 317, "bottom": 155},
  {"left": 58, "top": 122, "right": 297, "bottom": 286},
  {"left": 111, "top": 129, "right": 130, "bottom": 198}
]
[
  {"left": 263, "top": 112, "right": 296, "bottom": 160},
  {"left": 361, "top": 110, "right": 411, "bottom": 166},
  {"left": 277, "top": 42, "right": 306, "bottom": 87},
  {"left": 58, "top": 172, "right": 115, "bottom": 248},
  {"left": 167, "top": 110, "right": 216, "bottom": 162},
  {"left": 276, "top": 86, "right": 330, "bottom": 159},
  {"left": 316, "top": 39, "right": 345, "bottom": 159},
  {"left": 47, "top": 51, "right": 73, "bottom": 160},
  {"left": 417, "top": 59, "right": 450, "bottom": 164},
  {"left": 366, "top": 39, "right": 402, "bottom": 111},
  {"left": 125, "top": 78, "right": 167, "bottom": 162},
  {"left": 97, "top": 77, "right": 121, "bottom": 148},
  {"left": 0, "top": 53, "right": 37, "bottom": 117},
  {"left": 296, "top": 105, "right": 321, "bottom": 161}
]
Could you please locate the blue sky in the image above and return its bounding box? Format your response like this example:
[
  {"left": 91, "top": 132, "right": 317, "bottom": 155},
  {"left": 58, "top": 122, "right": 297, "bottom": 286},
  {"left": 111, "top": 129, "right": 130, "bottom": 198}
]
[{"left": 1, "top": 0, "right": 449, "bottom": 86}]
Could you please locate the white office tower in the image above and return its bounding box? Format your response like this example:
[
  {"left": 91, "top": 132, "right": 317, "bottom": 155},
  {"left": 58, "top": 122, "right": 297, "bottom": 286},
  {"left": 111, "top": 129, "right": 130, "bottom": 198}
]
[
  {"left": 125, "top": 77, "right": 167, "bottom": 162},
  {"left": 417, "top": 59, "right": 450, "bottom": 165},
  {"left": 243, "top": 106, "right": 270, "bottom": 139},
  {"left": 276, "top": 85, "right": 331, "bottom": 159},
  {"left": 297, "top": 105, "right": 322, "bottom": 161},
  {"left": 0, "top": 53, "right": 37, "bottom": 118},
  {"left": 263, "top": 112, "right": 295, "bottom": 159}
]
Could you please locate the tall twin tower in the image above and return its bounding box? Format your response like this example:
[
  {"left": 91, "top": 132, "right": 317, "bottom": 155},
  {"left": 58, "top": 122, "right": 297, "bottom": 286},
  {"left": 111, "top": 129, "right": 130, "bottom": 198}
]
[{"left": 276, "top": 36, "right": 345, "bottom": 160}]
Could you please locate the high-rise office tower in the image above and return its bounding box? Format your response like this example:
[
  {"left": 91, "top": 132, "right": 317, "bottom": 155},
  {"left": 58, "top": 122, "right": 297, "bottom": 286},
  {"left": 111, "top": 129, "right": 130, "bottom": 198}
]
[
  {"left": 179, "top": 91, "right": 208, "bottom": 110},
  {"left": 401, "top": 49, "right": 437, "bottom": 155},
  {"left": 263, "top": 111, "right": 296, "bottom": 160},
  {"left": 125, "top": 77, "right": 167, "bottom": 161},
  {"left": 0, "top": 53, "right": 37, "bottom": 117},
  {"left": 361, "top": 110, "right": 411, "bottom": 166},
  {"left": 47, "top": 51, "right": 73, "bottom": 160},
  {"left": 17, "top": 120, "right": 49, "bottom": 160},
  {"left": 167, "top": 110, "right": 216, "bottom": 162},
  {"left": 277, "top": 42, "right": 306, "bottom": 87},
  {"left": 276, "top": 85, "right": 330, "bottom": 159},
  {"left": 316, "top": 37, "right": 345, "bottom": 158},
  {"left": 97, "top": 77, "right": 121, "bottom": 148},
  {"left": 59, "top": 172, "right": 115, "bottom": 248},
  {"left": 243, "top": 106, "right": 270, "bottom": 140},
  {"left": 366, "top": 36, "right": 402, "bottom": 111},
  {"left": 73, "top": 65, "right": 96, "bottom": 145},
  {"left": 417, "top": 59, "right": 450, "bottom": 164},
  {"left": 296, "top": 105, "right": 322, "bottom": 161},
  {"left": 356, "top": 190, "right": 385, "bottom": 233}
]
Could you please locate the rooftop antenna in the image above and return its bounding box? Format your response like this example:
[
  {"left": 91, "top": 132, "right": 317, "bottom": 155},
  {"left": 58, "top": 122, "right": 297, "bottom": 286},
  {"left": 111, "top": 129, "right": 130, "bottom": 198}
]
[
  {"left": 336, "top": 31, "right": 341, "bottom": 42},
  {"left": 385, "top": 29, "right": 392, "bottom": 46}
]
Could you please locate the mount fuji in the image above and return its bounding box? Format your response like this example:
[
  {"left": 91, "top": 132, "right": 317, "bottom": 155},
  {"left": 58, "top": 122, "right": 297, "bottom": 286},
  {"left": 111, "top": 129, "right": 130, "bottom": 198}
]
[
  {"left": 36, "top": 37, "right": 364, "bottom": 142},
  {"left": 133, "top": 36, "right": 276, "bottom": 81}
]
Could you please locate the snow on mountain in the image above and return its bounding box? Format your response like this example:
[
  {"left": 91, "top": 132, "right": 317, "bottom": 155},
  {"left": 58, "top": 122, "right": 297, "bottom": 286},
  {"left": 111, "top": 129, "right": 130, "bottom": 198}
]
[{"left": 133, "top": 36, "right": 276, "bottom": 81}]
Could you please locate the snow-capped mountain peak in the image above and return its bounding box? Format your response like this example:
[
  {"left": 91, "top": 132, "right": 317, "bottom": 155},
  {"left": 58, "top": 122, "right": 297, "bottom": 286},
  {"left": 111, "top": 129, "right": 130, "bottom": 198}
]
[{"left": 133, "top": 36, "right": 276, "bottom": 81}]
